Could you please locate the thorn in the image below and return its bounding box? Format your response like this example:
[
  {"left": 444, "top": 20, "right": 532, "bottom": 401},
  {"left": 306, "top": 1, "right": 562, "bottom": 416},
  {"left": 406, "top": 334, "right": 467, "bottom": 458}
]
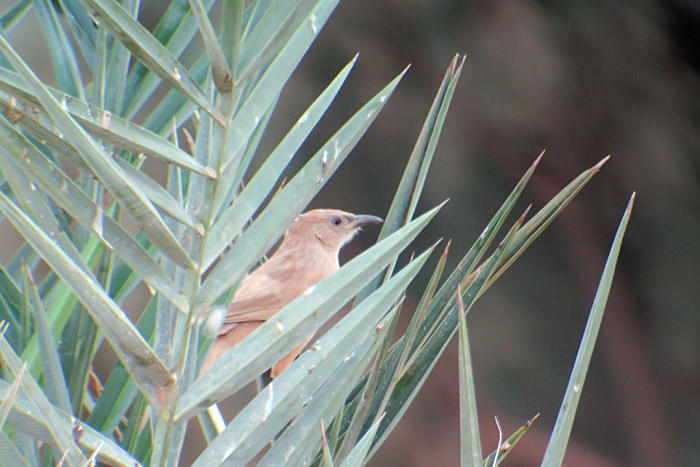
[
  {"left": 448, "top": 54, "right": 459, "bottom": 73},
  {"left": 434, "top": 199, "right": 450, "bottom": 213},
  {"left": 429, "top": 237, "right": 444, "bottom": 252},
  {"left": 526, "top": 412, "right": 541, "bottom": 427},
  {"left": 182, "top": 128, "right": 196, "bottom": 155},
  {"left": 26, "top": 269, "right": 36, "bottom": 288},
  {"left": 533, "top": 149, "right": 545, "bottom": 168},
  {"left": 517, "top": 204, "right": 532, "bottom": 224},
  {"left": 592, "top": 155, "right": 611, "bottom": 172},
  {"left": 441, "top": 238, "right": 452, "bottom": 259}
]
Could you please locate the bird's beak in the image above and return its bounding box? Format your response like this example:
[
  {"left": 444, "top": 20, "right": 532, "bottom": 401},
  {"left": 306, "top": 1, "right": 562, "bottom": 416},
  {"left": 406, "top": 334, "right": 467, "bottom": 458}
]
[{"left": 353, "top": 214, "right": 383, "bottom": 228}]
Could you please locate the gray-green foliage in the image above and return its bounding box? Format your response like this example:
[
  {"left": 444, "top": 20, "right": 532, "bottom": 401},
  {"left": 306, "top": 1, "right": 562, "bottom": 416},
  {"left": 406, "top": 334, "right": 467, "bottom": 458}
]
[{"left": 0, "top": 1, "right": 631, "bottom": 466}]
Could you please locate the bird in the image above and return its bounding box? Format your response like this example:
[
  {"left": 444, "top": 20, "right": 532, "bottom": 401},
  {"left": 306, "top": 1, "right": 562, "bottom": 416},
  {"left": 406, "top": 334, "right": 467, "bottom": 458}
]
[{"left": 200, "top": 209, "right": 383, "bottom": 379}]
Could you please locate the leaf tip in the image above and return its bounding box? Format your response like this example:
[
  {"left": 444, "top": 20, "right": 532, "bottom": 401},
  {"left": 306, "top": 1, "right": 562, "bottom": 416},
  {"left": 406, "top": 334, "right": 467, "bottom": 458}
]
[
  {"left": 526, "top": 412, "right": 541, "bottom": 427},
  {"left": 592, "top": 155, "right": 611, "bottom": 171},
  {"left": 429, "top": 237, "right": 443, "bottom": 251},
  {"left": 517, "top": 204, "right": 532, "bottom": 225},
  {"left": 448, "top": 54, "right": 459, "bottom": 73},
  {"left": 441, "top": 238, "right": 452, "bottom": 259},
  {"left": 456, "top": 282, "right": 465, "bottom": 313},
  {"left": 455, "top": 54, "right": 467, "bottom": 73},
  {"left": 205, "top": 167, "right": 218, "bottom": 179},
  {"left": 533, "top": 149, "right": 545, "bottom": 168}
]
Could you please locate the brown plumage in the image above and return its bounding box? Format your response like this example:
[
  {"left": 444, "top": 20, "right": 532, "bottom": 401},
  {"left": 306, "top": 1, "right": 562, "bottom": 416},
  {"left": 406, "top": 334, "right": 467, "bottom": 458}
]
[{"left": 200, "top": 209, "right": 382, "bottom": 378}]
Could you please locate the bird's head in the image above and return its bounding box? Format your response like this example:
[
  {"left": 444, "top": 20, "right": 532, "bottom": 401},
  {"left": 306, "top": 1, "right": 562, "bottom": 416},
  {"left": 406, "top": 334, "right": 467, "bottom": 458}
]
[{"left": 284, "top": 209, "right": 383, "bottom": 253}]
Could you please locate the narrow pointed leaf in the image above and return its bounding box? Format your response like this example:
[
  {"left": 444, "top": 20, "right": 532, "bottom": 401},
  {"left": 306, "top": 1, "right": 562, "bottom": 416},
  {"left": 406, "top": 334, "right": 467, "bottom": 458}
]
[
  {"left": 80, "top": 0, "right": 225, "bottom": 124},
  {"left": 123, "top": 0, "right": 217, "bottom": 118},
  {"left": 0, "top": 263, "right": 21, "bottom": 313},
  {"left": 411, "top": 153, "right": 544, "bottom": 351},
  {"left": 0, "top": 1, "right": 31, "bottom": 33},
  {"left": 141, "top": 55, "right": 209, "bottom": 136},
  {"left": 11, "top": 432, "right": 38, "bottom": 467},
  {"left": 365, "top": 215, "right": 523, "bottom": 458},
  {"left": 0, "top": 378, "right": 143, "bottom": 467},
  {"left": 487, "top": 157, "right": 609, "bottom": 288},
  {"left": 0, "top": 365, "right": 23, "bottom": 428},
  {"left": 19, "top": 236, "right": 100, "bottom": 376},
  {"left": 7, "top": 242, "right": 39, "bottom": 280},
  {"left": 198, "top": 69, "right": 406, "bottom": 306},
  {"left": 328, "top": 404, "right": 344, "bottom": 457},
  {"left": 260, "top": 333, "right": 384, "bottom": 467},
  {"left": 55, "top": 0, "right": 98, "bottom": 67},
  {"left": 349, "top": 154, "right": 602, "bottom": 456},
  {"left": 197, "top": 249, "right": 431, "bottom": 465},
  {"left": 236, "top": 0, "right": 311, "bottom": 80},
  {"left": 221, "top": 0, "right": 243, "bottom": 73},
  {"left": 202, "top": 56, "right": 357, "bottom": 269},
  {"left": 458, "top": 289, "right": 482, "bottom": 465},
  {"left": 0, "top": 432, "right": 31, "bottom": 467},
  {"left": 0, "top": 34, "right": 194, "bottom": 269},
  {"left": 220, "top": 0, "right": 342, "bottom": 171},
  {"left": 484, "top": 414, "right": 540, "bottom": 467},
  {"left": 24, "top": 267, "right": 72, "bottom": 414},
  {"left": 337, "top": 290, "right": 407, "bottom": 458},
  {"left": 321, "top": 422, "right": 335, "bottom": 467},
  {"left": 114, "top": 157, "right": 200, "bottom": 231},
  {"left": 541, "top": 194, "right": 634, "bottom": 467},
  {"left": 240, "top": 0, "right": 273, "bottom": 39},
  {"left": 0, "top": 332, "right": 86, "bottom": 465},
  {"left": 189, "top": 0, "right": 232, "bottom": 91},
  {"left": 0, "top": 192, "right": 174, "bottom": 408},
  {"left": 0, "top": 68, "right": 216, "bottom": 177},
  {"left": 336, "top": 158, "right": 540, "bottom": 449},
  {"left": 178, "top": 205, "right": 440, "bottom": 421},
  {"left": 0, "top": 117, "right": 187, "bottom": 312},
  {"left": 483, "top": 414, "right": 539, "bottom": 466},
  {"left": 396, "top": 240, "right": 450, "bottom": 383},
  {"left": 0, "top": 94, "right": 209, "bottom": 241},
  {"left": 0, "top": 141, "right": 92, "bottom": 278},
  {"left": 87, "top": 297, "right": 156, "bottom": 434},
  {"left": 355, "top": 54, "right": 464, "bottom": 302},
  {"left": 33, "top": 0, "right": 84, "bottom": 99},
  {"left": 338, "top": 417, "right": 382, "bottom": 467},
  {"left": 101, "top": 0, "right": 135, "bottom": 114},
  {"left": 224, "top": 91, "right": 278, "bottom": 205}
]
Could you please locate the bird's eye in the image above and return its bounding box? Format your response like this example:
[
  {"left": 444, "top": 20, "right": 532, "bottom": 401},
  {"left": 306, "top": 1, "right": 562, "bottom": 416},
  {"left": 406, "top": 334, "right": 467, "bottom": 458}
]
[{"left": 331, "top": 217, "right": 342, "bottom": 226}]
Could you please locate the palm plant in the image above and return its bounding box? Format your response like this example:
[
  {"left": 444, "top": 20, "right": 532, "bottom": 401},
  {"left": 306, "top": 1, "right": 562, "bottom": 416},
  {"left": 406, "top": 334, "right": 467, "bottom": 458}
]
[{"left": 0, "top": 1, "right": 633, "bottom": 466}]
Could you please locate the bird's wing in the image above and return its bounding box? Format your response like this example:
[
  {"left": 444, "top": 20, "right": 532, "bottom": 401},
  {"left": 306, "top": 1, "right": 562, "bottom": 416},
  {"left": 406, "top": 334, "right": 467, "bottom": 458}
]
[{"left": 221, "top": 256, "right": 305, "bottom": 326}]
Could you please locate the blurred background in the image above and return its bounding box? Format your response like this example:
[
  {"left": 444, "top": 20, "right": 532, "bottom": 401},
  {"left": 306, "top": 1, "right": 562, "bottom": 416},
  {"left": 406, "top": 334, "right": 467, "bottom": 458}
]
[
  {"left": 286, "top": 1, "right": 700, "bottom": 466},
  {"left": 5, "top": 0, "right": 700, "bottom": 465}
]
